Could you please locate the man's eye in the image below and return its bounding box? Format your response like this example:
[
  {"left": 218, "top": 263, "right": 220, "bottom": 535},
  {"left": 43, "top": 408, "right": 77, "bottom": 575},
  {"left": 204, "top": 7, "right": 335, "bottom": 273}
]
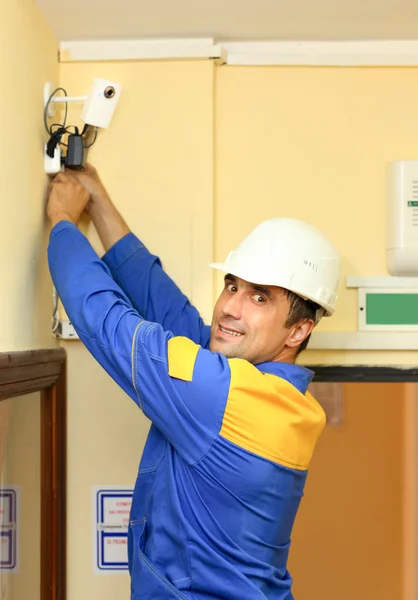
[
  {"left": 253, "top": 294, "right": 266, "bottom": 303},
  {"left": 226, "top": 283, "right": 237, "bottom": 292}
]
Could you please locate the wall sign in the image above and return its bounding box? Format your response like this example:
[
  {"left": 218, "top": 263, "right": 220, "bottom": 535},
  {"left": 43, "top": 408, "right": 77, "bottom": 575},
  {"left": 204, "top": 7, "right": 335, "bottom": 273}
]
[
  {"left": 0, "top": 486, "right": 20, "bottom": 573},
  {"left": 93, "top": 486, "right": 133, "bottom": 574}
]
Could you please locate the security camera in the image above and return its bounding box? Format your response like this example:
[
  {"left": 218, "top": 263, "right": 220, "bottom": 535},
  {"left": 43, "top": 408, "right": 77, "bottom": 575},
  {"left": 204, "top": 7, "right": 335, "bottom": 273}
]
[
  {"left": 81, "top": 78, "right": 122, "bottom": 129},
  {"left": 43, "top": 77, "right": 123, "bottom": 174}
]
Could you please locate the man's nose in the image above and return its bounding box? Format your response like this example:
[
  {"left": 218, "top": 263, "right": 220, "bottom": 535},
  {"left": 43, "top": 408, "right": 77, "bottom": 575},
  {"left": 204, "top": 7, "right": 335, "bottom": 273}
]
[{"left": 222, "top": 292, "right": 243, "bottom": 321}]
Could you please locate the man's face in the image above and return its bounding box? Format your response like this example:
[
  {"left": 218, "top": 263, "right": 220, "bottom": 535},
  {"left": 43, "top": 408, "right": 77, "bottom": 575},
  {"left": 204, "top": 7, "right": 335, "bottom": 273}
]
[{"left": 209, "top": 274, "right": 312, "bottom": 365}]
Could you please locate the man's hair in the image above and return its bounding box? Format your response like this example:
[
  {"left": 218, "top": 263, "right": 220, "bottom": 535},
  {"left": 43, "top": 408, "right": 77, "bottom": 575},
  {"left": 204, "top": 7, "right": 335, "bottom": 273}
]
[{"left": 283, "top": 290, "right": 320, "bottom": 356}]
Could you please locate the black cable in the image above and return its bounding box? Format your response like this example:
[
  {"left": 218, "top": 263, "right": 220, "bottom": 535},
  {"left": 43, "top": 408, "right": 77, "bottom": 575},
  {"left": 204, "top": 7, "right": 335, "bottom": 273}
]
[
  {"left": 46, "top": 125, "right": 79, "bottom": 157},
  {"left": 60, "top": 125, "right": 80, "bottom": 147},
  {"left": 44, "top": 88, "right": 99, "bottom": 160},
  {"left": 46, "top": 127, "right": 67, "bottom": 157},
  {"left": 44, "top": 87, "right": 68, "bottom": 135},
  {"left": 47, "top": 125, "right": 80, "bottom": 150}
]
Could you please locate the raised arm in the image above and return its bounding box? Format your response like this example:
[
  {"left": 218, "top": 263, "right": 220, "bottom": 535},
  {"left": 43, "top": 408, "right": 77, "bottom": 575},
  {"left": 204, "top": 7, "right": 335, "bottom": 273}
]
[
  {"left": 67, "top": 165, "right": 210, "bottom": 346},
  {"left": 48, "top": 219, "right": 229, "bottom": 464}
]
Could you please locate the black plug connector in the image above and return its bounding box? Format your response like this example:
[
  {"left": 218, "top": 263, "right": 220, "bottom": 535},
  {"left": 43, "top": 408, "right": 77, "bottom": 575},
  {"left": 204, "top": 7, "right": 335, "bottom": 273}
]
[
  {"left": 65, "top": 134, "right": 84, "bottom": 169},
  {"left": 46, "top": 127, "right": 66, "bottom": 158}
]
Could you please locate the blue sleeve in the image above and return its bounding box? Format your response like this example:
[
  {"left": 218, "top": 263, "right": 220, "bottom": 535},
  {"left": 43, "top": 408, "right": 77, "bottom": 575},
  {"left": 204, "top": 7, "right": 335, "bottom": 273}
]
[
  {"left": 101, "top": 233, "right": 210, "bottom": 348},
  {"left": 48, "top": 222, "right": 228, "bottom": 464}
]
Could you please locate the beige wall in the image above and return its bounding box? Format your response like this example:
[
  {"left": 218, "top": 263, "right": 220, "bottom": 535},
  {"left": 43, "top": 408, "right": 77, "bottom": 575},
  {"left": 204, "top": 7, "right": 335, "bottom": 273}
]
[
  {"left": 0, "top": 0, "right": 58, "bottom": 351},
  {"left": 215, "top": 66, "right": 418, "bottom": 366},
  {"left": 0, "top": 2, "right": 57, "bottom": 595},
  {"left": 63, "top": 345, "right": 140, "bottom": 599}
]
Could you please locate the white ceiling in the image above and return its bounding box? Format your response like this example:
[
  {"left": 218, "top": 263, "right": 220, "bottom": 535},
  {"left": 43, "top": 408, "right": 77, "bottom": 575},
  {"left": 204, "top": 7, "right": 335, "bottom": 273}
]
[{"left": 35, "top": 0, "right": 418, "bottom": 42}]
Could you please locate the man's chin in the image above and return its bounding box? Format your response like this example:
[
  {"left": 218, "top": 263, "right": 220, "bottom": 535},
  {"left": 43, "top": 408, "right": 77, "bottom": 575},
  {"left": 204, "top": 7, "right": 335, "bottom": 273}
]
[{"left": 209, "top": 338, "right": 243, "bottom": 359}]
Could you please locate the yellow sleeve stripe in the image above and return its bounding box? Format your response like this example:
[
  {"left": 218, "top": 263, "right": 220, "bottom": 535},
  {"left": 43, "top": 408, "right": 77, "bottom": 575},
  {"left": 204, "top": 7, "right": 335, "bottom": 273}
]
[
  {"left": 167, "top": 337, "right": 200, "bottom": 382},
  {"left": 220, "top": 360, "right": 326, "bottom": 471}
]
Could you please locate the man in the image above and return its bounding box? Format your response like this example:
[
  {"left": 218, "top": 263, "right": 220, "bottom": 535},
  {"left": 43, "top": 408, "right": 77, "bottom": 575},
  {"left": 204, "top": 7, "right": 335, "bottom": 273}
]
[{"left": 47, "top": 166, "right": 341, "bottom": 600}]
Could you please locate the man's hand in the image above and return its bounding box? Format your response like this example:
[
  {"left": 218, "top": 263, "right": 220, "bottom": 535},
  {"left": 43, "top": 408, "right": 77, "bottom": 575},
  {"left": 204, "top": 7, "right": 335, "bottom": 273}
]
[
  {"left": 66, "top": 163, "right": 109, "bottom": 207},
  {"left": 47, "top": 172, "right": 90, "bottom": 228}
]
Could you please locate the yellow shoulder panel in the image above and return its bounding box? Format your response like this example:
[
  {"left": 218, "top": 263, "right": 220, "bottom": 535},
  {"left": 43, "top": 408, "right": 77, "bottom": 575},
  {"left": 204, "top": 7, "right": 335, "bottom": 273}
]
[
  {"left": 167, "top": 337, "right": 200, "bottom": 382},
  {"left": 220, "top": 360, "right": 326, "bottom": 470}
]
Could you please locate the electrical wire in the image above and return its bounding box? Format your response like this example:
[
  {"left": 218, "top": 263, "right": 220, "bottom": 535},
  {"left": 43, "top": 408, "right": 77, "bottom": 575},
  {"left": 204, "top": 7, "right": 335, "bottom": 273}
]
[
  {"left": 83, "top": 126, "right": 98, "bottom": 148},
  {"left": 44, "top": 87, "right": 68, "bottom": 135},
  {"left": 60, "top": 125, "right": 80, "bottom": 147},
  {"left": 45, "top": 89, "right": 99, "bottom": 154}
]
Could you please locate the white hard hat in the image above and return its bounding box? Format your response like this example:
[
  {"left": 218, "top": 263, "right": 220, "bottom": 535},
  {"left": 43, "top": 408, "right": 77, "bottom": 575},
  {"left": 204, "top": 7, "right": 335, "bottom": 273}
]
[{"left": 210, "top": 218, "right": 341, "bottom": 321}]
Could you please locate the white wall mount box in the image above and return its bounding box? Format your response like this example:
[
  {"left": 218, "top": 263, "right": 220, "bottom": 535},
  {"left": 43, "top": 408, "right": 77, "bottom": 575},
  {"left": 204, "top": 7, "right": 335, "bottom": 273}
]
[{"left": 387, "top": 160, "right": 418, "bottom": 275}]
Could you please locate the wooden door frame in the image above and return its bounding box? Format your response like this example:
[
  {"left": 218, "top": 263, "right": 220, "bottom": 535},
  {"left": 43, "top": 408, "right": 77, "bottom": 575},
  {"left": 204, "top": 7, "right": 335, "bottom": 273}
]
[{"left": 0, "top": 348, "right": 66, "bottom": 600}]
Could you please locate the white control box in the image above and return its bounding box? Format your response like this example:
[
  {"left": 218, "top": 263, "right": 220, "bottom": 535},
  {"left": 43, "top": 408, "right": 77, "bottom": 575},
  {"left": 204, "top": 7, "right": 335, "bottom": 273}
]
[{"left": 387, "top": 160, "right": 418, "bottom": 275}]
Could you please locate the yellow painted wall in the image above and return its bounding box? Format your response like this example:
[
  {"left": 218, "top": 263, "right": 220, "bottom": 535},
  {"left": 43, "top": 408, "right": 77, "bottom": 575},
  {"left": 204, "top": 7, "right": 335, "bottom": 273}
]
[
  {"left": 289, "top": 382, "right": 404, "bottom": 600},
  {"left": 0, "top": 0, "right": 58, "bottom": 588},
  {"left": 0, "top": 0, "right": 58, "bottom": 351},
  {"left": 59, "top": 59, "right": 215, "bottom": 599},
  {"left": 215, "top": 66, "right": 418, "bottom": 366}
]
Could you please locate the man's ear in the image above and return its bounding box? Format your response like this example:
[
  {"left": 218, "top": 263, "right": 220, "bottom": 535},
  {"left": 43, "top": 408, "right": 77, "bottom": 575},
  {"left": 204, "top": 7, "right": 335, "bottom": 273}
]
[{"left": 285, "top": 319, "right": 315, "bottom": 349}]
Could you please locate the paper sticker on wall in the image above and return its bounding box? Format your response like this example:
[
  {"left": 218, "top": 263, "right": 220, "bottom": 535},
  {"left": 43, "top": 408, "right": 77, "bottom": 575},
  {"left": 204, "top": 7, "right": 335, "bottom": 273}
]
[
  {"left": 0, "top": 486, "right": 20, "bottom": 573},
  {"left": 93, "top": 486, "right": 133, "bottom": 574}
]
